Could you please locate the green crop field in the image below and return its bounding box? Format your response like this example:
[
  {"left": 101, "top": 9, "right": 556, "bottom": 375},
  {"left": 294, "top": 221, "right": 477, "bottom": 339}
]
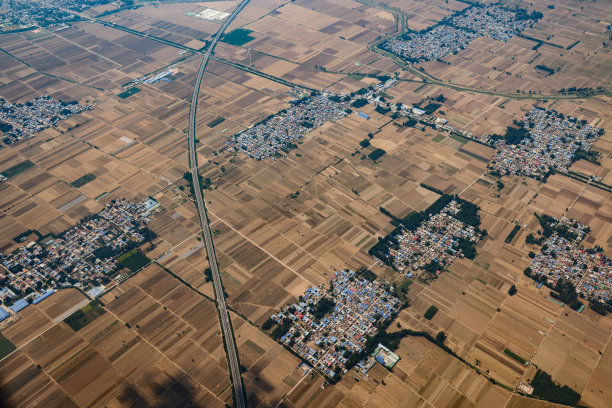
[
  {"left": 70, "top": 173, "right": 96, "bottom": 188},
  {"left": 1, "top": 160, "right": 35, "bottom": 179},
  {"left": 222, "top": 28, "right": 255, "bottom": 46},
  {"left": 0, "top": 334, "right": 16, "bottom": 359},
  {"left": 64, "top": 301, "right": 106, "bottom": 332},
  {"left": 424, "top": 305, "right": 438, "bottom": 320},
  {"left": 503, "top": 348, "right": 527, "bottom": 364},
  {"left": 117, "top": 87, "right": 141, "bottom": 99},
  {"left": 117, "top": 249, "right": 150, "bottom": 272}
]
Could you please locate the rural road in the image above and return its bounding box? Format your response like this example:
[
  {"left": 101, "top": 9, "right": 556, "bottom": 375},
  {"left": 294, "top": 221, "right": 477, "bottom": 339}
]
[{"left": 187, "top": 1, "right": 250, "bottom": 407}]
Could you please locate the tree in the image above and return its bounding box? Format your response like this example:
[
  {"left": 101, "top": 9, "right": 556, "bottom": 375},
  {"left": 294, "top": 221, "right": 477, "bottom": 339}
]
[
  {"left": 435, "top": 331, "right": 447, "bottom": 344},
  {"left": 508, "top": 285, "right": 517, "bottom": 296}
]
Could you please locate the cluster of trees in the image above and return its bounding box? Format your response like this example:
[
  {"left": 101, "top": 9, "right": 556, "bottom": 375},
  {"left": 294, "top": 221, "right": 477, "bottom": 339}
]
[
  {"left": 572, "top": 149, "right": 601, "bottom": 165},
  {"left": 422, "top": 102, "right": 441, "bottom": 115},
  {"left": 534, "top": 213, "right": 581, "bottom": 242},
  {"left": 311, "top": 297, "right": 336, "bottom": 321},
  {"left": 505, "top": 225, "right": 521, "bottom": 244},
  {"left": 375, "top": 106, "right": 390, "bottom": 114},
  {"left": 530, "top": 369, "right": 581, "bottom": 406},
  {"left": 535, "top": 64, "right": 555, "bottom": 75},
  {"left": 355, "top": 267, "right": 377, "bottom": 282},
  {"left": 550, "top": 279, "right": 582, "bottom": 311},
  {"left": 490, "top": 121, "right": 530, "bottom": 145},
  {"left": 351, "top": 98, "right": 368, "bottom": 108},
  {"left": 368, "top": 148, "right": 386, "bottom": 161}
]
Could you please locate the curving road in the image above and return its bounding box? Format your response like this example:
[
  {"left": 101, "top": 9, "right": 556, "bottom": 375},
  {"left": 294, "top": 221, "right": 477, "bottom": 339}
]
[{"left": 187, "top": 1, "right": 250, "bottom": 407}]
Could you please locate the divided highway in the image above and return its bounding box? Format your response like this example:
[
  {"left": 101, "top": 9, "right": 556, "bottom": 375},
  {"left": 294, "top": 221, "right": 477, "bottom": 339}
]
[{"left": 187, "top": 1, "right": 250, "bottom": 407}]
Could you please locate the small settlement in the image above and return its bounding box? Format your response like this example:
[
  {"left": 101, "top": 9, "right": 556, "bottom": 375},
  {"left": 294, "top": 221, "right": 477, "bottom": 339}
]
[
  {"left": 268, "top": 269, "right": 401, "bottom": 379},
  {"left": 389, "top": 201, "right": 481, "bottom": 273},
  {"left": 0, "top": 198, "right": 158, "bottom": 308},
  {"left": 526, "top": 216, "right": 611, "bottom": 304},
  {"left": 0, "top": 96, "right": 89, "bottom": 146},
  {"left": 227, "top": 92, "right": 348, "bottom": 159},
  {"left": 227, "top": 78, "right": 398, "bottom": 160},
  {"left": 381, "top": 5, "right": 540, "bottom": 62},
  {"left": 370, "top": 195, "right": 483, "bottom": 277},
  {"left": 485, "top": 107, "right": 604, "bottom": 177}
]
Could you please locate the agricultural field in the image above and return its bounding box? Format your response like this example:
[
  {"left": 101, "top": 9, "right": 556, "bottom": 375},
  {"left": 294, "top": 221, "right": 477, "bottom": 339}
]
[{"left": 0, "top": 0, "right": 611, "bottom": 407}]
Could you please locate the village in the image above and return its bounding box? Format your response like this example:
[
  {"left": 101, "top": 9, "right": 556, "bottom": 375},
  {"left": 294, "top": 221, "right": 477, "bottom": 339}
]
[
  {"left": 227, "top": 78, "right": 400, "bottom": 159},
  {"left": 0, "top": 0, "right": 82, "bottom": 28},
  {"left": 227, "top": 91, "right": 349, "bottom": 159},
  {"left": 0, "top": 96, "right": 89, "bottom": 146},
  {"left": 267, "top": 269, "right": 401, "bottom": 379},
  {"left": 388, "top": 201, "right": 481, "bottom": 274},
  {"left": 487, "top": 107, "right": 604, "bottom": 177},
  {"left": 0, "top": 198, "right": 158, "bottom": 311},
  {"left": 381, "top": 5, "right": 540, "bottom": 62},
  {"left": 527, "top": 216, "right": 612, "bottom": 304}
]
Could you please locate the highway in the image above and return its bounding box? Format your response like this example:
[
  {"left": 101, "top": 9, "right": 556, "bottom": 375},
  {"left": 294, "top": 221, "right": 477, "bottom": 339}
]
[{"left": 187, "top": 1, "right": 250, "bottom": 407}]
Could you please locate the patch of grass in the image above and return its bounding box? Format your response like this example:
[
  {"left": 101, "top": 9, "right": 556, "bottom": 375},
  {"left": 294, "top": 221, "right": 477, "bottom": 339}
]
[
  {"left": 221, "top": 28, "right": 255, "bottom": 46},
  {"left": 117, "top": 249, "right": 150, "bottom": 272},
  {"left": 432, "top": 134, "right": 445, "bottom": 142},
  {"left": 503, "top": 348, "right": 526, "bottom": 364},
  {"left": 448, "top": 133, "right": 469, "bottom": 144},
  {"left": 0, "top": 334, "right": 17, "bottom": 359},
  {"left": 70, "top": 173, "right": 96, "bottom": 188},
  {"left": 64, "top": 301, "right": 106, "bottom": 332},
  {"left": 117, "top": 87, "right": 141, "bottom": 99},
  {"left": 397, "top": 278, "right": 413, "bottom": 293},
  {"left": 1, "top": 160, "right": 35, "bottom": 179}
]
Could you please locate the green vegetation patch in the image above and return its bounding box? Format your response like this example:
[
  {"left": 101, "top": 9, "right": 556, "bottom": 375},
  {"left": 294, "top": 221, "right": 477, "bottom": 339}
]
[
  {"left": 311, "top": 297, "right": 336, "bottom": 321},
  {"left": 222, "top": 28, "right": 255, "bottom": 46},
  {"left": 531, "top": 369, "right": 581, "bottom": 406},
  {"left": 505, "top": 224, "right": 521, "bottom": 244},
  {"left": 208, "top": 117, "right": 225, "bottom": 128},
  {"left": 117, "top": 249, "right": 150, "bottom": 272},
  {"left": 0, "top": 334, "right": 17, "bottom": 359},
  {"left": 64, "top": 301, "right": 106, "bottom": 332},
  {"left": 117, "top": 87, "right": 141, "bottom": 99},
  {"left": 70, "top": 173, "right": 96, "bottom": 188},
  {"left": 355, "top": 267, "right": 377, "bottom": 282},
  {"left": 432, "top": 134, "right": 445, "bottom": 143},
  {"left": 1, "top": 160, "right": 35, "bottom": 179},
  {"left": 368, "top": 148, "right": 386, "bottom": 161},
  {"left": 424, "top": 305, "right": 438, "bottom": 320},
  {"left": 448, "top": 133, "right": 468, "bottom": 144},
  {"left": 503, "top": 348, "right": 526, "bottom": 364}
]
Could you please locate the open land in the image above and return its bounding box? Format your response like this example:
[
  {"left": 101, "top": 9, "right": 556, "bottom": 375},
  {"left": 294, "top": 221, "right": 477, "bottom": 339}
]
[{"left": 0, "top": 0, "right": 611, "bottom": 407}]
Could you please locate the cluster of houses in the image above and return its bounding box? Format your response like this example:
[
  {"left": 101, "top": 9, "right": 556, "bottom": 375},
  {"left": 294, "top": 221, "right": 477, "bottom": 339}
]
[
  {"left": 389, "top": 201, "right": 480, "bottom": 273},
  {"left": 488, "top": 107, "right": 603, "bottom": 177},
  {"left": 528, "top": 217, "right": 611, "bottom": 303},
  {"left": 227, "top": 92, "right": 348, "bottom": 159},
  {"left": 0, "top": 198, "right": 157, "bottom": 307},
  {"left": 383, "top": 25, "right": 478, "bottom": 62},
  {"left": 227, "top": 78, "right": 402, "bottom": 160},
  {"left": 0, "top": 96, "right": 89, "bottom": 146},
  {"left": 269, "top": 269, "right": 401, "bottom": 379},
  {"left": 0, "top": 0, "right": 81, "bottom": 28},
  {"left": 382, "top": 5, "right": 539, "bottom": 62},
  {"left": 451, "top": 5, "right": 537, "bottom": 41}
]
